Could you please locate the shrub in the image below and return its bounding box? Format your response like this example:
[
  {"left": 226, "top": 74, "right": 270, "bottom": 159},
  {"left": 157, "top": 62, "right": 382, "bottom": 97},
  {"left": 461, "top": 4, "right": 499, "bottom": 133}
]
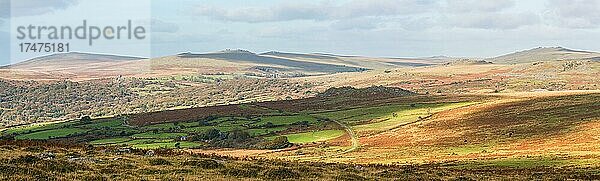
[
  {"left": 81, "top": 116, "right": 92, "bottom": 123},
  {"left": 334, "top": 173, "right": 366, "bottom": 181},
  {"left": 258, "top": 136, "right": 291, "bottom": 149},
  {"left": 194, "top": 128, "right": 222, "bottom": 141},
  {"left": 221, "top": 167, "right": 260, "bottom": 178},
  {"left": 149, "top": 158, "right": 171, "bottom": 166},
  {"left": 11, "top": 155, "right": 40, "bottom": 164},
  {"left": 24, "top": 146, "right": 44, "bottom": 152},
  {"left": 183, "top": 159, "right": 224, "bottom": 169},
  {"left": 263, "top": 167, "right": 300, "bottom": 180},
  {"left": 40, "top": 159, "right": 88, "bottom": 173}
]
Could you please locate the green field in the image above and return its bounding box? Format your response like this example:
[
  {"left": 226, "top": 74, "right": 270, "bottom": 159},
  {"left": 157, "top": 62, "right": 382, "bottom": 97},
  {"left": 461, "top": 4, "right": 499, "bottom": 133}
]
[
  {"left": 3, "top": 113, "right": 330, "bottom": 149},
  {"left": 247, "top": 127, "right": 288, "bottom": 136},
  {"left": 15, "top": 128, "right": 87, "bottom": 140},
  {"left": 313, "top": 104, "right": 412, "bottom": 123},
  {"left": 131, "top": 132, "right": 188, "bottom": 139},
  {"left": 131, "top": 141, "right": 202, "bottom": 149},
  {"left": 90, "top": 137, "right": 131, "bottom": 145},
  {"left": 252, "top": 115, "right": 318, "bottom": 127},
  {"left": 2, "top": 94, "right": 479, "bottom": 155},
  {"left": 4, "top": 121, "right": 76, "bottom": 135},
  {"left": 281, "top": 130, "right": 345, "bottom": 144},
  {"left": 3, "top": 102, "right": 475, "bottom": 148},
  {"left": 81, "top": 119, "right": 124, "bottom": 129}
]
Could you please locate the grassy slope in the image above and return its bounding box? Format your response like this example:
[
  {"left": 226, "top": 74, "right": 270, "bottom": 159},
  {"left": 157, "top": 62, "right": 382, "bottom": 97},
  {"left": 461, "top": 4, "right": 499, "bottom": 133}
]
[
  {"left": 331, "top": 92, "right": 600, "bottom": 164},
  {"left": 281, "top": 130, "right": 345, "bottom": 144},
  {"left": 4, "top": 142, "right": 599, "bottom": 180},
  {"left": 15, "top": 128, "right": 87, "bottom": 140}
]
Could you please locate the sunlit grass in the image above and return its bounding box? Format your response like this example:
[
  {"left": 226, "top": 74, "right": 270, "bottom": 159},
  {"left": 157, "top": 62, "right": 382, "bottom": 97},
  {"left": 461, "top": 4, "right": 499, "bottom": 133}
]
[{"left": 279, "top": 130, "right": 345, "bottom": 144}]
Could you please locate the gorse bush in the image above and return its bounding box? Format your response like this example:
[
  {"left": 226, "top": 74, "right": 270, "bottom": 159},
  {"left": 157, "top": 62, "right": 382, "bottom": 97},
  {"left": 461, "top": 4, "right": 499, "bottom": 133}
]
[
  {"left": 11, "top": 155, "right": 40, "bottom": 164},
  {"left": 183, "top": 159, "right": 223, "bottom": 169},
  {"left": 263, "top": 167, "right": 300, "bottom": 180},
  {"left": 148, "top": 158, "right": 171, "bottom": 166}
]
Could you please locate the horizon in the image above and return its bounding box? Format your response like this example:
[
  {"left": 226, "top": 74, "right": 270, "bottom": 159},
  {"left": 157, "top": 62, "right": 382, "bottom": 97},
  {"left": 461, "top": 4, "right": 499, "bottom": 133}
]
[
  {"left": 1, "top": 45, "right": 596, "bottom": 66},
  {"left": 1, "top": 0, "right": 600, "bottom": 65}
]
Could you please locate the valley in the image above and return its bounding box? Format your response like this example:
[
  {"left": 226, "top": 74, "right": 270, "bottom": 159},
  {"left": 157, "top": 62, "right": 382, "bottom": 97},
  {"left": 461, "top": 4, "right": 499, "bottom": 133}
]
[{"left": 0, "top": 47, "right": 599, "bottom": 180}]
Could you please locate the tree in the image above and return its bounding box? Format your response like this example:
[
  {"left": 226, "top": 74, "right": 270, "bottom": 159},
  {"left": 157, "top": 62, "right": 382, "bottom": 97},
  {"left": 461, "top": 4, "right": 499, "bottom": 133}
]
[
  {"left": 81, "top": 116, "right": 92, "bottom": 123},
  {"left": 195, "top": 128, "right": 221, "bottom": 140},
  {"left": 261, "top": 136, "right": 291, "bottom": 149},
  {"left": 227, "top": 129, "right": 251, "bottom": 141}
]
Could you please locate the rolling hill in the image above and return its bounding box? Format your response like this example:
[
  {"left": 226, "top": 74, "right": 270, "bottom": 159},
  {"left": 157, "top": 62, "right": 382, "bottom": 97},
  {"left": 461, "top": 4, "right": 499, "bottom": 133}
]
[
  {"left": 4, "top": 52, "right": 144, "bottom": 69},
  {"left": 486, "top": 47, "right": 600, "bottom": 64},
  {"left": 0, "top": 52, "right": 148, "bottom": 80},
  {"left": 0, "top": 49, "right": 445, "bottom": 80},
  {"left": 260, "top": 51, "right": 442, "bottom": 69},
  {"left": 3, "top": 47, "right": 598, "bottom": 80},
  {"left": 175, "top": 49, "right": 367, "bottom": 74}
]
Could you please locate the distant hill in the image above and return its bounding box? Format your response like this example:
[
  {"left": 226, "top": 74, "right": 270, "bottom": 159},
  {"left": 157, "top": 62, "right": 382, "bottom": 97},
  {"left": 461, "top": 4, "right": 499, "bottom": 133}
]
[
  {"left": 176, "top": 49, "right": 366, "bottom": 74},
  {"left": 5, "top": 49, "right": 438, "bottom": 79},
  {"left": 486, "top": 47, "right": 600, "bottom": 64},
  {"left": 260, "top": 51, "right": 443, "bottom": 70},
  {"left": 3, "top": 47, "right": 597, "bottom": 80},
  {"left": 0, "top": 52, "right": 146, "bottom": 80},
  {"left": 4, "top": 52, "right": 144, "bottom": 69},
  {"left": 260, "top": 51, "right": 342, "bottom": 60},
  {"left": 442, "top": 59, "right": 492, "bottom": 66}
]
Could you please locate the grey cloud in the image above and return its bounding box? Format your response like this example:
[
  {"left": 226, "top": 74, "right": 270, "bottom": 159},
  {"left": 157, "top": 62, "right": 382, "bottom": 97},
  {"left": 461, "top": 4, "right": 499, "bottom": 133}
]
[
  {"left": 0, "top": 30, "right": 9, "bottom": 65},
  {"left": 192, "top": 0, "right": 436, "bottom": 23},
  {"left": 445, "top": 0, "right": 514, "bottom": 13},
  {"left": 151, "top": 19, "right": 179, "bottom": 33},
  {"left": 397, "top": 17, "right": 437, "bottom": 31},
  {"left": 7, "top": 0, "right": 78, "bottom": 17},
  {"left": 446, "top": 12, "right": 540, "bottom": 30},
  {"left": 152, "top": 33, "right": 215, "bottom": 44},
  {"left": 545, "top": 0, "right": 600, "bottom": 28},
  {"left": 333, "top": 0, "right": 437, "bottom": 18},
  {"left": 191, "top": 0, "right": 543, "bottom": 30},
  {"left": 0, "top": 0, "right": 8, "bottom": 18},
  {"left": 193, "top": 6, "right": 277, "bottom": 22},
  {"left": 441, "top": 0, "right": 539, "bottom": 30},
  {"left": 331, "top": 17, "right": 381, "bottom": 30}
]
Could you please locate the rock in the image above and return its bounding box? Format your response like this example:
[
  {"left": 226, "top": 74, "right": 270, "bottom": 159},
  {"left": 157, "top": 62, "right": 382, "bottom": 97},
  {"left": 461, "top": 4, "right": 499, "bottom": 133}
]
[
  {"left": 39, "top": 152, "right": 55, "bottom": 160},
  {"left": 145, "top": 150, "right": 155, "bottom": 157}
]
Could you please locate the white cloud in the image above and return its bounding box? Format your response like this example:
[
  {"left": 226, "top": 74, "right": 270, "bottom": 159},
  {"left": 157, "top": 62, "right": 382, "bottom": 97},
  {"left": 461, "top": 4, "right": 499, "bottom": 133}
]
[
  {"left": 331, "top": 17, "right": 381, "bottom": 30},
  {"left": 151, "top": 19, "right": 179, "bottom": 33},
  {"left": 441, "top": 0, "right": 540, "bottom": 30},
  {"left": 152, "top": 33, "right": 213, "bottom": 44},
  {"left": 0, "top": 0, "right": 8, "bottom": 18},
  {"left": 0, "top": 30, "right": 8, "bottom": 65},
  {"left": 445, "top": 12, "right": 540, "bottom": 30},
  {"left": 192, "top": 2, "right": 329, "bottom": 23},
  {"left": 8, "top": 0, "right": 78, "bottom": 17},
  {"left": 445, "top": 0, "right": 515, "bottom": 13},
  {"left": 545, "top": 0, "right": 600, "bottom": 28},
  {"left": 191, "top": 0, "right": 437, "bottom": 22},
  {"left": 191, "top": 0, "right": 541, "bottom": 30},
  {"left": 332, "top": 0, "right": 437, "bottom": 18}
]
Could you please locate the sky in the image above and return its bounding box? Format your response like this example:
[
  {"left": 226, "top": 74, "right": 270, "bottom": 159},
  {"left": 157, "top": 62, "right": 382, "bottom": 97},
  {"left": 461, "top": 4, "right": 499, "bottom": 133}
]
[{"left": 1, "top": 0, "right": 600, "bottom": 65}]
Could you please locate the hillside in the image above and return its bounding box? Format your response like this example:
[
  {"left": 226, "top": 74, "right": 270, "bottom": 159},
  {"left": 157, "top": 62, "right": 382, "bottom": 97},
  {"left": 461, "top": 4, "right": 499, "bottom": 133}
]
[
  {"left": 261, "top": 51, "right": 443, "bottom": 70},
  {"left": 486, "top": 47, "right": 600, "bottom": 64},
  {"left": 0, "top": 52, "right": 147, "bottom": 80},
  {"left": 175, "top": 50, "right": 367, "bottom": 74},
  {"left": 5, "top": 52, "right": 144, "bottom": 69},
  {"left": 2, "top": 49, "right": 444, "bottom": 80}
]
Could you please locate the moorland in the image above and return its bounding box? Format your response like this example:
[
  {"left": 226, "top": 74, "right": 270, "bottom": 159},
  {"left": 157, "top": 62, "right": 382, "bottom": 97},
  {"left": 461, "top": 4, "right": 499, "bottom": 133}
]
[{"left": 1, "top": 46, "right": 599, "bottom": 180}]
